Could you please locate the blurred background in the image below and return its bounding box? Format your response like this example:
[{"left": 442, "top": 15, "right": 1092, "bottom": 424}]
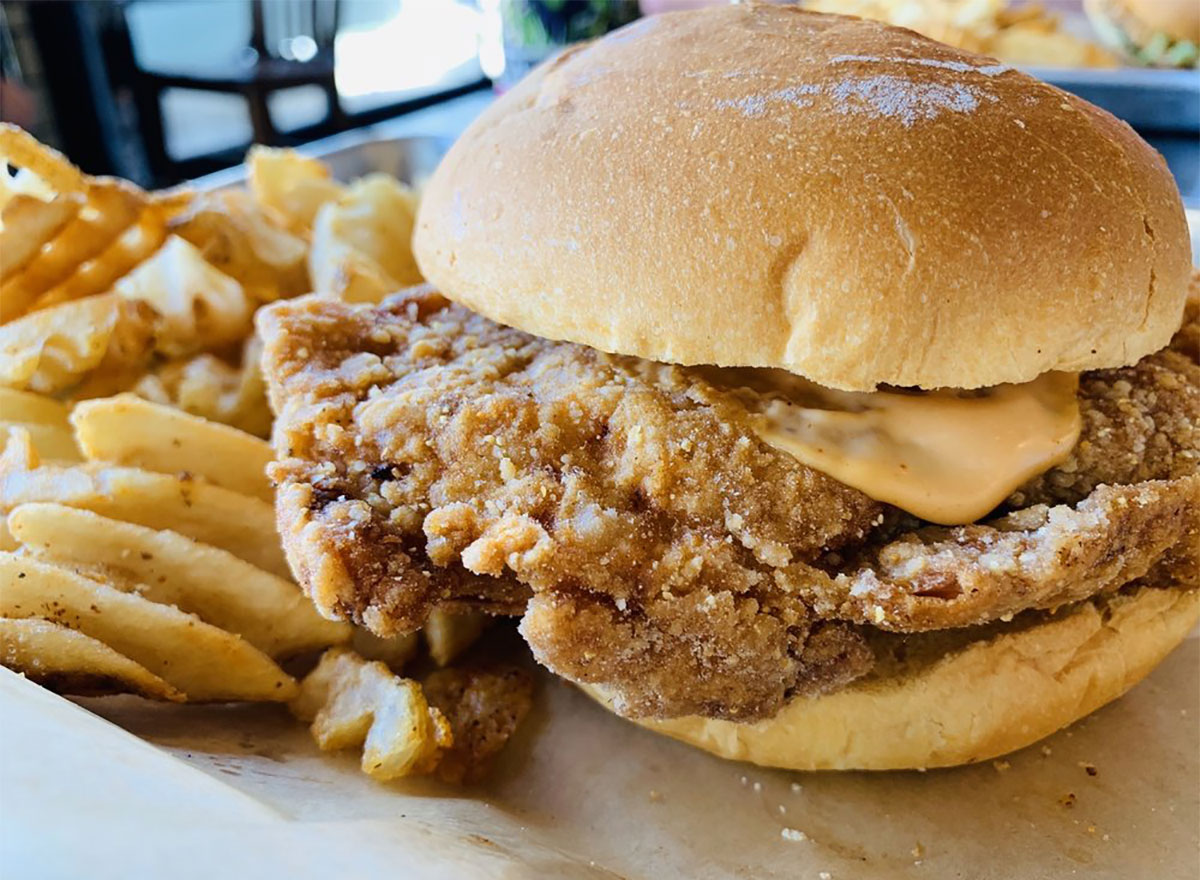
[{"left": 1, "top": 0, "right": 1196, "bottom": 201}]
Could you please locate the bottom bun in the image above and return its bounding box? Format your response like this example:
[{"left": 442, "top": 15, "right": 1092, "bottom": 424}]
[{"left": 582, "top": 586, "right": 1199, "bottom": 770}]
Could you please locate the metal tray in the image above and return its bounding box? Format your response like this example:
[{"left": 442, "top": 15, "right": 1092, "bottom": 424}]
[
  {"left": 190, "top": 131, "right": 452, "bottom": 192},
  {"left": 1026, "top": 66, "right": 1200, "bottom": 133}
]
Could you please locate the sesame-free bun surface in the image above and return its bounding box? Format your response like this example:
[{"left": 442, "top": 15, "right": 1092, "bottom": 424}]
[
  {"left": 582, "top": 587, "right": 1199, "bottom": 770},
  {"left": 414, "top": 4, "right": 1191, "bottom": 391}
]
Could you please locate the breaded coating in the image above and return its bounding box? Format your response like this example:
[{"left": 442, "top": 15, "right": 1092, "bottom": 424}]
[
  {"left": 260, "top": 288, "right": 1199, "bottom": 722},
  {"left": 1008, "top": 293, "right": 1198, "bottom": 508},
  {"left": 422, "top": 664, "right": 534, "bottom": 784},
  {"left": 261, "top": 290, "right": 881, "bottom": 720},
  {"left": 803, "top": 477, "right": 1199, "bottom": 631}
]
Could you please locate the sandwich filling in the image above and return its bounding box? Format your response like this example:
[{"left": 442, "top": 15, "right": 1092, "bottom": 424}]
[
  {"left": 685, "top": 366, "right": 1081, "bottom": 525},
  {"left": 259, "top": 284, "right": 1199, "bottom": 723}
]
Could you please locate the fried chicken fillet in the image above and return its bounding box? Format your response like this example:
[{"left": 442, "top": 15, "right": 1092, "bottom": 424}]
[{"left": 258, "top": 285, "right": 1199, "bottom": 723}]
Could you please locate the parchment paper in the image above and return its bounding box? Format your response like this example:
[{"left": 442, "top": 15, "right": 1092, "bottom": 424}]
[{"left": 0, "top": 630, "right": 1195, "bottom": 880}]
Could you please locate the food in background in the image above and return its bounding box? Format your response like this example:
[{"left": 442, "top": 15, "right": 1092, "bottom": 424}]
[
  {"left": 800, "top": 0, "right": 1118, "bottom": 66},
  {"left": 1084, "top": 0, "right": 1199, "bottom": 66}
]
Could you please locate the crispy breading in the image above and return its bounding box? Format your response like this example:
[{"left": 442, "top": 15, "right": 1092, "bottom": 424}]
[
  {"left": 259, "top": 289, "right": 1199, "bottom": 722},
  {"left": 803, "top": 477, "right": 1199, "bottom": 631},
  {"left": 261, "top": 291, "right": 881, "bottom": 719},
  {"left": 1008, "top": 294, "right": 1199, "bottom": 508},
  {"left": 422, "top": 664, "right": 534, "bottom": 784}
]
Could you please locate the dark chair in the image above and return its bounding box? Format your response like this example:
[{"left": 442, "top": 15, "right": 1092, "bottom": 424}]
[
  {"left": 106, "top": 0, "right": 345, "bottom": 182},
  {"left": 81, "top": 0, "right": 488, "bottom": 185},
  {"left": 15, "top": 0, "right": 489, "bottom": 185}
]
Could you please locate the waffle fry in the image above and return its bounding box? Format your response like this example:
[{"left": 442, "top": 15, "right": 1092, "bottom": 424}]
[
  {"left": 0, "top": 192, "right": 85, "bottom": 281},
  {"left": 132, "top": 337, "right": 272, "bottom": 438},
  {"left": 0, "top": 180, "right": 164, "bottom": 323},
  {"left": 71, "top": 394, "right": 273, "bottom": 501},
  {"left": 0, "top": 383, "right": 348, "bottom": 703},
  {"left": 247, "top": 145, "right": 344, "bottom": 232},
  {"left": 0, "top": 617, "right": 183, "bottom": 700},
  {"left": 1, "top": 130, "right": 280, "bottom": 401},
  {"left": 309, "top": 174, "right": 423, "bottom": 303},
  {"left": 0, "top": 293, "right": 156, "bottom": 395},
  {"left": 0, "top": 388, "right": 80, "bottom": 462},
  {"left": 8, "top": 503, "right": 348, "bottom": 657},
  {"left": 25, "top": 190, "right": 171, "bottom": 316},
  {"left": 0, "top": 131, "right": 532, "bottom": 777},
  {"left": 170, "top": 188, "right": 310, "bottom": 303},
  {"left": 113, "top": 235, "right": 254, "bottom": 356},
  {"left": 0, "top": 124, "right": 85, "bottom": 195},
  {"left": 291, "top": 647, "right": 452, "bottom": 781},
  {"left": 0, "top": 127, "right": 176, "bottom": 323},
  {"left": 0, "top": 552, "right": 296, "bottom": 701}
]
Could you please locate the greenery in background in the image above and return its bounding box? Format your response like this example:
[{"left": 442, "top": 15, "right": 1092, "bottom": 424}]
[
  {"left": 503, "top": 0, "right": 640, "bottom": 48},
  {"left": 1132, "top": 32, "right": 1198, "bottom": 67}
]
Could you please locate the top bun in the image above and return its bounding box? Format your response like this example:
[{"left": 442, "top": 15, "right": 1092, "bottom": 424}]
[{"left": 414, "top": 4, "right": 1191, "bottom": 391}]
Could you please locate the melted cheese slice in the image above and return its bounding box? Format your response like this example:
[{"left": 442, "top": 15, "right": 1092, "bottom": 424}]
[{"left": 694, "top": 367, "right": 1081, "bottom": 525}]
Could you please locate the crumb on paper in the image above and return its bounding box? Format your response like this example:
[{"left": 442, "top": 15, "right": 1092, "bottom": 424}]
[
  {"left": 648, "top": 789, "right": 663, "bottom": 803},
  {"left": 740, "top": 775, "right": 749, "bottom": 786},
  {"left": 912, "top": 842, "right": 925, "bottom": 859},
  {"left": 778, "top": 804, "right": 787, "bottom": 815},
  {"left": 791, "top": 782, "right": 802, "bottom": 793},
  {"left": 1041, "top": 745, "right": 1053, "bottom": 757},
  {"left": 993, "top": 759, "right": 1011, "bottom": 772},
  {"left": 819, "top": 873, "right": 832, "bottom": 880},
  {"left": 1078, "top": 761, "right": 1098, "bottom": 777},
  {"left": 1059, "top": 792, "right": 1077, "bottom": 808},
  {"left": 1103, "top": 834, "right": 1111, "bottom": 841},
  {"left": 780, "top": 828, "right": 808, "bottom": 842},
  {"left": 753, "top": 781, "right": 762, "bottom": 792}
]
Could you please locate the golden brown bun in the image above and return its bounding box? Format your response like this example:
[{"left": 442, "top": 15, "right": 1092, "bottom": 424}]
[
  {"left": 415, "top": 5, "right": 1191, "bottom": 391},
  {"left": 582, "top": 587, "right": 1199, "bottom": 770}
]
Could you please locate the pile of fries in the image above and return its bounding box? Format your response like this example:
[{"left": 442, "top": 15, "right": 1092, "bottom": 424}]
[{"left": 0, "top": 125, "right": 530, "bottom": 784}]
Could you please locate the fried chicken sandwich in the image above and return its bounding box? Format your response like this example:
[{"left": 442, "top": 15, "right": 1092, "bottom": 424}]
[{"left": 258, "top": 4, "right": 1199, "bottom": 769}]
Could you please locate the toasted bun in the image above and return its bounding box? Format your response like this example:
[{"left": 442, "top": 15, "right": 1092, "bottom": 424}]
[
  {"left": 415, "top": 5, "right": 1190, "bottom": 391},
  {"left": 581, "top": 587, "right": 1199, "bottom": 770}
]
